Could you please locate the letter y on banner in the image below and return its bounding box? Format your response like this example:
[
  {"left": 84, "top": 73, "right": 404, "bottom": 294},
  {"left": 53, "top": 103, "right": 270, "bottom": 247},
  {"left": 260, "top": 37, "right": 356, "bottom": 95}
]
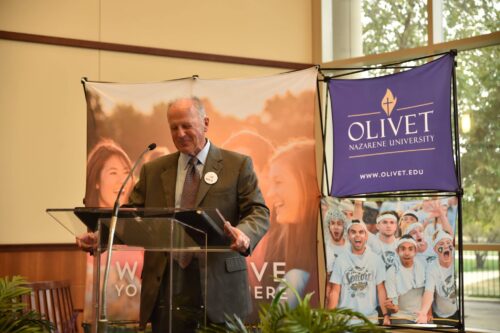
[{"left": 329, "top": 54, "right": 459, "bottom": 196}]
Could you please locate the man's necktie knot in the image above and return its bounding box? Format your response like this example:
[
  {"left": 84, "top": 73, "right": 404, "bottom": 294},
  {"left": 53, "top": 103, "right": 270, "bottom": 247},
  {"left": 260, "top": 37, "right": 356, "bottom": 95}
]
[{"left": 180, "top": 156, "right": 200, "bottom": 208}]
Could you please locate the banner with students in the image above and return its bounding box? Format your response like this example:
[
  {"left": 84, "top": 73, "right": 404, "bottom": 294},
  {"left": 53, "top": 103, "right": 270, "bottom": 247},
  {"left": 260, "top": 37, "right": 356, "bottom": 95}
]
[
  {"left": 321, "top": 196, "right": 459, "bottom": 327},
  {"left": 82, "top": 67, "right": 320, "bottom": 324},
  {"left": 329, "top": 54, "right": 458, "bottom": 196}
]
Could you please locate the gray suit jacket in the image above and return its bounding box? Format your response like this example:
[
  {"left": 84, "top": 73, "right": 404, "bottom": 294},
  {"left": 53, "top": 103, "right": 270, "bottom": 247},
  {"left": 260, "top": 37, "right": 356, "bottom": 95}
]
[{"left": 129, "top": 144, "right": 269, "bottom": 325}]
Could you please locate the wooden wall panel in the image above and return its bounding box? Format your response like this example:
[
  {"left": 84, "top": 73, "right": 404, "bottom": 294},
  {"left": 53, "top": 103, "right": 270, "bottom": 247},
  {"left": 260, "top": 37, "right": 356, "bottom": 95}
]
[{"left": 0, "top": 244, "right": 87, "bottom": 332}]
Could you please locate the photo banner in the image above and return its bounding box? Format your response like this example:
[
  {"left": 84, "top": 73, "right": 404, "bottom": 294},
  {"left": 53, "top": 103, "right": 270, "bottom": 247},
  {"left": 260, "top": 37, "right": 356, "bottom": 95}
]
[
  {"left": 321, "top": 196, "right": 459, "bottom": 328},
  {"left": 82, "top": 67, "right": 320, "bottom": 324},
  {"left": 329, "top": 54, "right": 458, "bottom": 196}
]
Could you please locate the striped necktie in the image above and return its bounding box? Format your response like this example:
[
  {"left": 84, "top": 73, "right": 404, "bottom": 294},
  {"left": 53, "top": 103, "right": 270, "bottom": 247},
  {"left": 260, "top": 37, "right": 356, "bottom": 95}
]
[{"left": 180, "top": 156, "right": 200, "bottom": 208}]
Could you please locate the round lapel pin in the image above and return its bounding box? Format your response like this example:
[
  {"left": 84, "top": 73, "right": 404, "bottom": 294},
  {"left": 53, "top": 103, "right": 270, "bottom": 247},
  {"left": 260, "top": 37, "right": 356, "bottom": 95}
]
[{"left": 204, "top": 171, "right": 218, "bottom": 184}]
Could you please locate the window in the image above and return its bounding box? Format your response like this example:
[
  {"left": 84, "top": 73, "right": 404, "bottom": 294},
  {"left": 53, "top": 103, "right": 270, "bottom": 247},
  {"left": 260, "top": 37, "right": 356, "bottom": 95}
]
[{"left": 443, "top": 1, "right": 499, "bottom": 41}]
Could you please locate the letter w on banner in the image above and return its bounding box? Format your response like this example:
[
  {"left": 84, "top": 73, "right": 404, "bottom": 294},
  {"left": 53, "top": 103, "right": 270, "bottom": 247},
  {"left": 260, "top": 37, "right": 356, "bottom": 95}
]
[
  {"left": 329, "top": 54, "right": 459, "bottom": 196},
  {"left": 82, "top": 67, "right": 320, "bottom": 324}
]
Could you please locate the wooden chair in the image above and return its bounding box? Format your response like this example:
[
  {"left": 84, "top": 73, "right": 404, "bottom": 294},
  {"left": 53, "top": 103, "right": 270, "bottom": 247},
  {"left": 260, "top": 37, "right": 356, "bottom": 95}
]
[{"left": 22, "top": 280, "right": 82, "bottom": 333}]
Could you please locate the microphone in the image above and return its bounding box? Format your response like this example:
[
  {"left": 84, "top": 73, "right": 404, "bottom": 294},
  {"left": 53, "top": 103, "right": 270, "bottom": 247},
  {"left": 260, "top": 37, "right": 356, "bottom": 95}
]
[
  {"left": 98, "top": 143, "right": 156, "bottom": 333},
  {"left": 111, "top": 142, "right": 156, "bottom": 217}
]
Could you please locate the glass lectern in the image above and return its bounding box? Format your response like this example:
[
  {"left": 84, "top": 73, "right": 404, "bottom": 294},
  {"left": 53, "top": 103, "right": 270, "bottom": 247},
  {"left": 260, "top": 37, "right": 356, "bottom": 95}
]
[{"left": 47, "top": 207, "right": 229, "bottom": 333}]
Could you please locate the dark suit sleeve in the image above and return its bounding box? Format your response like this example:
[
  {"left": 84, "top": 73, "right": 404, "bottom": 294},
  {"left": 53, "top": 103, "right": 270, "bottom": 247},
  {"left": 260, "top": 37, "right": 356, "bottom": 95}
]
[{"left": 235, "top": 156, "right": 270, "bottom": 254}]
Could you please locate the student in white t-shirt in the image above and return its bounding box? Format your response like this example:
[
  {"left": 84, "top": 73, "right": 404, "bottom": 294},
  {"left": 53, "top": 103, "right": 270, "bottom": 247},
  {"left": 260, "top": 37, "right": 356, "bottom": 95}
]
[
  {"left": 324, "top": 208, "right": 349, "bottom": 307},
  {"left": 327, "top": 220, "right": 390, "bottom": 325},
  {"left": 324, "top": 209, "right": 350, "bottom": 273},
  {"left": 384, "top": 235, "right": 427, "bottom": 324},
  {"left": 405, "top": 222, "right": 436, "bottom": 264},
  {"left": 399, "top": 210, "right": 419, "bottom": 236},
  {"left": 416, "top": 230, "right": 458, "bottom": 325},
  {"left": 339, "top": 199, "right": 355, "bottom": 220},
  {"left": 370, "top": 211, "right": 399, "bottom": 271}
]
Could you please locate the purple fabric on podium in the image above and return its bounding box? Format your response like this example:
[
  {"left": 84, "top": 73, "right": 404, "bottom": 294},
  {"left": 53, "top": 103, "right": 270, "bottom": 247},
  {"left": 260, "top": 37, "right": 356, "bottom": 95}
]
[{"left": 329, "top": 54, "right": 458, "bottom": 196}]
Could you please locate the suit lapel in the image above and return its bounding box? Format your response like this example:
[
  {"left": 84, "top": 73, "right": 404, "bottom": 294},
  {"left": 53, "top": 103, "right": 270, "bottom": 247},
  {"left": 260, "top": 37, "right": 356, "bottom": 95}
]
[
  {"left": 160, "top": 152, "right": 179, "bottom": 208},
  {"left": 196, "top": 145, "right": 223, "bottom": 207}
]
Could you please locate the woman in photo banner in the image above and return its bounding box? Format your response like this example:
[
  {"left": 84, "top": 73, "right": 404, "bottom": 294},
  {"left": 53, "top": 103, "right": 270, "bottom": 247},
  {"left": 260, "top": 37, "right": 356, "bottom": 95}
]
[
  {"left": 84, "top": 138, "right": 134, "bottom": 207},
  {"left": 264, "top": 139, "right": 320, "bottom": 308},
  {"left": 221, "top": 130, "right": 275, "bottom": 292},
  {"left": 82, "top": 138, "right": 142, "bottom": 323}
]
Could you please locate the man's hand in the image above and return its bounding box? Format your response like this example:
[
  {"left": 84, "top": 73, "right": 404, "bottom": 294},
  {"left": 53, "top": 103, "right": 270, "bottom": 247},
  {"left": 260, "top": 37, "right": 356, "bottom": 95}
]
[
  {"left": 224, "top": 221, "right": 250, "bottom": 253},
  {"left": 384, "top": 298, "right": 399, "bottom": 313},
  {"left": 76, "top": 232, "right": 97, "bottom": 253},
  {"left": 426, "top": 309, "right": 433, "bottom": 324},
  {"left": 416, "top": 311, "right": 428, "bottom": 324},
  {"left": 426, "top": 199, "right": 447, "bottom": 218}
]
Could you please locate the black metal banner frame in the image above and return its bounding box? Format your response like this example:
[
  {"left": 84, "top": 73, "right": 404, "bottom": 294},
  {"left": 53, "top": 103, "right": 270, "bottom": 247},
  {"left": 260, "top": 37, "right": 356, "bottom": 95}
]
[{"left": 317, "top": 50, "right": 465, "bottom": 333}]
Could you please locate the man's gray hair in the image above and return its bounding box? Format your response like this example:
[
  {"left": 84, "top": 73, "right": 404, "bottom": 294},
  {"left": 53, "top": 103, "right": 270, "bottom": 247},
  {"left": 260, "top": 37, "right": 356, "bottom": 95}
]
[
  {"left": 191, "top": 96, "right": 206, "bottom": 119},
  {"left": 167, "top": 97, "right": 206, "bottom": 120}
]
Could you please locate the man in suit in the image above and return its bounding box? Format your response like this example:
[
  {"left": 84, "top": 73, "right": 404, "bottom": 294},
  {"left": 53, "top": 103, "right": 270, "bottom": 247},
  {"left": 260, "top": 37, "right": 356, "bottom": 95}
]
[{"left": 130, "top": 97, "right": 270, "bottom": 332}]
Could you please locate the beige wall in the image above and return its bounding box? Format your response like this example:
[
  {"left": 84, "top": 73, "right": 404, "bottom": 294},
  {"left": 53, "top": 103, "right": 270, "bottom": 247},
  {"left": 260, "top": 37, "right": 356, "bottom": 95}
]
[{"left": 0, "top": 0, "right": 314, "bottom": 244}]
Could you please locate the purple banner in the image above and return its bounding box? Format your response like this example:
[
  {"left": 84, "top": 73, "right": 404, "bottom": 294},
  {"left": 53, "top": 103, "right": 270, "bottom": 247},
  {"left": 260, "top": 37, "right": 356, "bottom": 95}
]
[{"left": 329, "top": 54, "right": 459, "bottom": 196}]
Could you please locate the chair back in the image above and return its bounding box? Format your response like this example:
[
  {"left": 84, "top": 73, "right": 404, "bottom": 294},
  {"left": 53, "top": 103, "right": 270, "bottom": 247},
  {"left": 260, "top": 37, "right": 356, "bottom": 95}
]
[{"left": 22, "top": 280, "right": 79, "bottom": 333}]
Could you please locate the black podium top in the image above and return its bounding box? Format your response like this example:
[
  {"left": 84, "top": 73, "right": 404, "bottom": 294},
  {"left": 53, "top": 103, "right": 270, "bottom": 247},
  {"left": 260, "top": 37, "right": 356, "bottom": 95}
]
[{"left": 48, "top": 207, "right": 228, "bottom": 247}]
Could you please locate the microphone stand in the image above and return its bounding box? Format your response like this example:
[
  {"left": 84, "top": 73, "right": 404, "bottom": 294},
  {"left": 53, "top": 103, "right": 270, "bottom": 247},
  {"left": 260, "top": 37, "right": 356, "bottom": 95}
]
[{"left": 97, "top": 143, "right": 156, "bottom": 333}]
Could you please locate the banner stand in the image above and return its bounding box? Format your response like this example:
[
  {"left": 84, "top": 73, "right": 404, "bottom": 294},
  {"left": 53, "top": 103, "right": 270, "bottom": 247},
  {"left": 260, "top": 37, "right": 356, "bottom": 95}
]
[
  {"left": 317, "top": 50, "right": 465, "bottom": 333},
  {"left": 80, "top": 68, "right": 321, "bottom": 327}
]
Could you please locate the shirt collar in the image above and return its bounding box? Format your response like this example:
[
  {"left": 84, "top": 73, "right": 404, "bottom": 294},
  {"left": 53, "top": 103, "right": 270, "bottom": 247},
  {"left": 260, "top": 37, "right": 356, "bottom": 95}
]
[{"left": 179, "top": 139, "right": 211, "bottom": 169}]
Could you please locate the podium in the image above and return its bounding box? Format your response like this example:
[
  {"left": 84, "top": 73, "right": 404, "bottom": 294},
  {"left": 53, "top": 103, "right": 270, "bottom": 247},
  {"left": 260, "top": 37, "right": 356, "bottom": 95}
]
[{"left": 47, "top": 207, "right": 231, "bottom": 333}]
